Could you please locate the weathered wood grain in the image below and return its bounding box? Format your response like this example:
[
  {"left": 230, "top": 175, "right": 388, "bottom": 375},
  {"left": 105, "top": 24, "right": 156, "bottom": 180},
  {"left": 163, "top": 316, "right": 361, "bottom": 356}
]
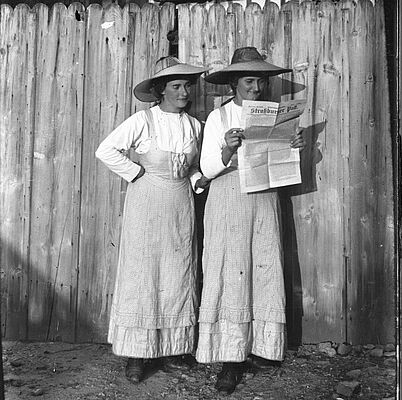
[
  {"left": 291, "top": 0, "right": 345, "bottom": 343},
  {"left": 346, "top": 0, "right": 394, "bottom": 344},
  {"left": 339, "top": 0, "right": 352, "bottom": 344},
  {"left": 77, "top": 3, "right": 131, "bottom": 343},
  {"left": 206, "top": 4, "right": 230, "bottom": 109},
  {"left": 178, "top": 3, "right": 191, "bottom": 64},
  {"left": 0, "top": 0, "right": 394, "bottom": 345},
  {"left": 125, "top": 3, "right": 141, "bottom": 118},
  {"left": 227, "top": 2, "right": 245, "bottom": 51},
  {"left": 178, "top": 0, "right": 394, "bottom": 345},
  {"left": 158, "top": 3, "right": 175, "bottom": 61},
  {"left": 27, "top": 3, "right": 85, "bottom": 341},
  {"left": 371, "top": 0, "right": 394, "bottom": 345},
  {"left": 262, "top": 1, "right": 280, "bottom": 63},
  {"left": 0, "top": 4, "right": 36, "bottom": 340},
  {"left": 244, "top": 3, "right": 264, "bottom": 48},
  {"left": 131, "top": 3, "right": 174, "bottom": 113},
  {"left": 187, "top": 4, "right": 208, "bottom": 122}
]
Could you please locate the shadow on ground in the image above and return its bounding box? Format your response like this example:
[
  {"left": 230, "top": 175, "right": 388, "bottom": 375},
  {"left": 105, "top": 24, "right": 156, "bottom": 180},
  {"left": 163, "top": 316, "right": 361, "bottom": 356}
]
[{"left": 2, "top": 341, "right": 396, "bottom": 400}]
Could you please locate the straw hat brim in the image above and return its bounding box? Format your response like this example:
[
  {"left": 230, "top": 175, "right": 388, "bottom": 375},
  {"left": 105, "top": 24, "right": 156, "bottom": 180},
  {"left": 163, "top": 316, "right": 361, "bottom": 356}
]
[
  {"left": 204, "top": 60, "right": 292, "bottom": 84},
  {"left": 134, "top": 64, "right": 208, "bottom": 102}
]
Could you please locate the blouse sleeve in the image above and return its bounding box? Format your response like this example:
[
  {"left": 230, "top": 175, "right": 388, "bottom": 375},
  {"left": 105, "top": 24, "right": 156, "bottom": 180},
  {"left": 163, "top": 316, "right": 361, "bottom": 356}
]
[
  {"left": 95, "top": 112, "right": 147, "bottom": 182},
  {"left": 200, "top": 108, "right": 231, "bottom": 180}
]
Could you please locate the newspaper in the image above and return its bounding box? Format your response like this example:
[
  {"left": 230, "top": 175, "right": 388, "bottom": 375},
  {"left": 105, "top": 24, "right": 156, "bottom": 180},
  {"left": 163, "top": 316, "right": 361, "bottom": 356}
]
[{"left": 238, "top": 99, "right": 306, "bottom": 193}]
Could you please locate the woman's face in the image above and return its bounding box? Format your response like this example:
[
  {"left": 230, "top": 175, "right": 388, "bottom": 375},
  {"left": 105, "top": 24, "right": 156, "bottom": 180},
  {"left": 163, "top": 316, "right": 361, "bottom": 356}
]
[
  {"left": 234, "top": 76, "right": 267, "bottom": 103},
  {"left": 160, "top": 79, "right": 191, "bottom": 113}
]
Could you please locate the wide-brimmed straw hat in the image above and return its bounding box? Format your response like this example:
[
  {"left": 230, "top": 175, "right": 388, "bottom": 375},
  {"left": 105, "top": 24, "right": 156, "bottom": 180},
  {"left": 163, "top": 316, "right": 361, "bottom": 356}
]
[
  {"left": 134, "top": 56, "right": 208, "bottom": 102},
  {"left": 204, "top": 47, "right": 292, "bottom": 85}
]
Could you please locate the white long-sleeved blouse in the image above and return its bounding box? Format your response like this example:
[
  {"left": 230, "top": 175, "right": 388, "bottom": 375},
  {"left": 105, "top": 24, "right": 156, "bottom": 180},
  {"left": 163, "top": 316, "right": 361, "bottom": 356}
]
[
  {"left": 95, "top": 105, "right": 203, "bottom": 190},
  {"left": 200, "top": 100, "right": 244, "bottom": 180}
]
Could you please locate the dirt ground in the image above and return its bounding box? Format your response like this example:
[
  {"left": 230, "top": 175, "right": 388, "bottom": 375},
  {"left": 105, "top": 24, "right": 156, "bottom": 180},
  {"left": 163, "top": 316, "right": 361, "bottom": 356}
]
[{"left": 2, "top": 340, "right": 397, "bottom": 400}]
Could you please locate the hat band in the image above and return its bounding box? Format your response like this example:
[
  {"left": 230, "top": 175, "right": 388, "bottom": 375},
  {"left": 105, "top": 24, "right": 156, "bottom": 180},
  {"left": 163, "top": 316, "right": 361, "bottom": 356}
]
[{"left": 154, "top": 56, "right": 181, "bottom": 75}]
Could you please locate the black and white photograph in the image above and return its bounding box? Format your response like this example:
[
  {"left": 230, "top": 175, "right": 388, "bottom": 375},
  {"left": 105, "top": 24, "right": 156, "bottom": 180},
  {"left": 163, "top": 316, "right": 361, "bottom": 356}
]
[{"left": 0, "top": 0, "right": 400, "bottom": 398}]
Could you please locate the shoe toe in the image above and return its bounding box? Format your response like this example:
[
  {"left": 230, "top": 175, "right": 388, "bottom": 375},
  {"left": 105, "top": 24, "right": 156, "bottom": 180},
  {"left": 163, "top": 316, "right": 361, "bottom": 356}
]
[
  {"left": 125, "top": 359, "right": 144, "bottom": 384},
  {"left": 164, "top": 356, "right": 191, "bottom": 371},
  {"left": 215, "top": 370, "right": 237, "bottom": 394}
]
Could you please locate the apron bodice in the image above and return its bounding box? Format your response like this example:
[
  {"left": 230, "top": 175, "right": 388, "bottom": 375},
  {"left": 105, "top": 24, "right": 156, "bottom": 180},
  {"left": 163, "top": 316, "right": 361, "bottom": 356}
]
[{"left": 136, "top": 109, "right": 198, "bottom": 180}]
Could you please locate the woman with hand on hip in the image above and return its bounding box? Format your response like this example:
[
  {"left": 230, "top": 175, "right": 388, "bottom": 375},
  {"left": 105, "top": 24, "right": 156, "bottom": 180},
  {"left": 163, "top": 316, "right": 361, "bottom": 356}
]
[
  {"left": 196, "top": 47, "right": 305, "bottom": 394},
  {"left": 96, "top": 56, "right": 209, "bottom": 384}
]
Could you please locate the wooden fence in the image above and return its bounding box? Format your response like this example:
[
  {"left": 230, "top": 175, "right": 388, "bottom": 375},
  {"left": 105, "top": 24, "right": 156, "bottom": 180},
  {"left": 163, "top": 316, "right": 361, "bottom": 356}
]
[
  {"left": 0, "top": 0, "right": 394, "bottom": 345},
  {"left": 178, "top": 0, "right": 395, "bottom": 345}
]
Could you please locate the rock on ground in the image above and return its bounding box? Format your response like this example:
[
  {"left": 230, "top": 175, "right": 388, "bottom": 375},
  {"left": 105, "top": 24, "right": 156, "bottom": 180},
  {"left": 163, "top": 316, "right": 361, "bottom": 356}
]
[{"left": 1, "top": 341, "right": 397, "bottom": 400}]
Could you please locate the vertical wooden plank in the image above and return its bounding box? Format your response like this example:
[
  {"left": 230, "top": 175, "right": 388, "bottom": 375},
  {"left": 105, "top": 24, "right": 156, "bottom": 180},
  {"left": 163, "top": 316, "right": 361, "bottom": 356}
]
[
  {"left": 205, "top": 4, "right": 229, "bottom": 70},
  {"left": 125, "top": 3, "right": 141, "bottom": 118},
  {"left": 276, "top": 0, "right": 307, "bottom": 346},
  {"left": 205, "top": 4, "right": 230, "bottom": 109},
  {"left": 371, "top": 0, "right": 394, "bottom": 344},
  {"left": 178, "top": 3, "right": 191, "bottom": 64},
  {"left": 27, "top": 2, "right": 55, "bottom": 340},
  {"left": 305, "top": 0, "right": 344, "bottom": 342},
  {"left": 244, "top": 3, "right": 264, "bottom": 48},
  {"left": 131, "top": 3, "right": 164, "bottom": 114},
  {"left": 77, "top": 4, "right": 131, "bottom": 343},
  {"left": 50, "top": 2, "right": 85, "bottom": 342},
  {"left": 268, "top": 0, "right": 290, "bottom": 101},
  {"left": 188, "top": 4, "right": 208, "bottom": 122},
  {"left": 269, "top": 0, "right": 286, "bottom": 65},
  {"left": 158, "top": 2, "right": 175, "bottom": 58},
  {"left": 340, "top": 0, "right": 352, "bottom": 345},
  {"left": 178, "top": 3, "right": 194, "bottom": 112},
  {"left": 0, "top": 4, "right": 36, "bottom": 340},
  {"left": 28, "top": 3, "right": 84, "bottom": 341},
  {"left": 346, "top": 0, "right": 375, "bottom": 344},
  {"left": 277, "top": 1, "right": 304, "bottom": 346},
  {"left": 262, "top": 0, "right": 282, "bottom": 104},
  {"left": 187, "top": 4, "right": 208, "bottom": 121},
  {"left": 282, "top": 0, "right": 345, "bottom": 343},
  {"left": 262, "top": 1, "right": 281, "bottom": 62},
  {"left": 127, "top": 3, "right": 142, "bottom": 116},
  {"left": 347, "top": 0, "right": 394, "bottom": 344},
  {"left": 226, "top": 2, "right": 239, "bottom": 59},
  {"left": 218, "top": 2, "right": 240, "bottom": 108},
  {"left": 227, "top": 2, "right": 245, "bottom": 52}
]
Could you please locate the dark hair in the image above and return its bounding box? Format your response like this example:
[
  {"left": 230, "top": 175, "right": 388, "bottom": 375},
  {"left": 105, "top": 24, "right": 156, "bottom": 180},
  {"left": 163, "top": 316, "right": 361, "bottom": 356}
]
[
  {"left": 150, "top": 75, "right": 197, "bottom": 100},
  {"left": 150, "top": 79, "right": 167, "bottom": 100}
]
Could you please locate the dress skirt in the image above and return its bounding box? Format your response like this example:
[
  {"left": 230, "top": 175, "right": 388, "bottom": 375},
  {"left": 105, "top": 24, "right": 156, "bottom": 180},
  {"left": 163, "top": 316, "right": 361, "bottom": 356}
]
[
  {"left": 108, "top": 173, "right": 198, "bottom": 358},
  {"left": 196, "top": 170, "right": 286, "bottom": 363}
]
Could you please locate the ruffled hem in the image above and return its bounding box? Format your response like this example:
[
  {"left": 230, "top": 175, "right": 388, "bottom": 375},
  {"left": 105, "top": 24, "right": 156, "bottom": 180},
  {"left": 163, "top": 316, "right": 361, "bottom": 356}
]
[
  {"left": 196, "top": 320, "right": 285, "bottom": 363},
  {"left": 198, "top": 306, "right": 286, "bottom": 324},
  {"left": 110, "top": 305, "right": 197, "bottom": 329},
  {"left": 108, "top": 324, "right": 196, "bottom": 358}
]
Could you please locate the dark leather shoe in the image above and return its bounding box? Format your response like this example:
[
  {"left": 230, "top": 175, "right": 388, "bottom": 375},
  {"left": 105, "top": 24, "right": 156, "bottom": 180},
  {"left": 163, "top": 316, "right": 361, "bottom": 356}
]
[
  {"left": 250, "top": 355, "right": 281, "bottom": 369},
  {"left": 215, "top": 362, "right": 244, "bottom": 394},
  {"left": 125, "top": 358, "right": 144, "bottom": 383},
  {"left": 164, "top": 355, "right": 193, "bottom": 372}
]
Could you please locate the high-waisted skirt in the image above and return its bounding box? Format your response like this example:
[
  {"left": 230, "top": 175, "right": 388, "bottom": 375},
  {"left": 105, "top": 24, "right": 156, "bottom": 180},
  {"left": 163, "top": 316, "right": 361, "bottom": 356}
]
[
  {"left": 108, "top": 173, "right": 198, "bottom": 358},
  {"left": 196, "top": 170, "right": 286, "bottom": 363}
]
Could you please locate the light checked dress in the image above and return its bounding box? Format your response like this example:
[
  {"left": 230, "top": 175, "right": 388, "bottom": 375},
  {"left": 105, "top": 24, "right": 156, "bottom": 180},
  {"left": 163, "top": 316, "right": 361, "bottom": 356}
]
[
  {"left": 95, "top": 105, "right": 202, "bottom": 358},
  {"left": 196, "top": 100, "right": 286, "bottom": 363}
]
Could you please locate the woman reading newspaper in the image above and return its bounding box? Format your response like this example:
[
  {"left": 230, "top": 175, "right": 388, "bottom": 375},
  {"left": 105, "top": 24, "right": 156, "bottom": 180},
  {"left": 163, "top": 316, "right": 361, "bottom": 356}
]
[{"left": 197, "top": 47, "right": 305, "bottom": 394}]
